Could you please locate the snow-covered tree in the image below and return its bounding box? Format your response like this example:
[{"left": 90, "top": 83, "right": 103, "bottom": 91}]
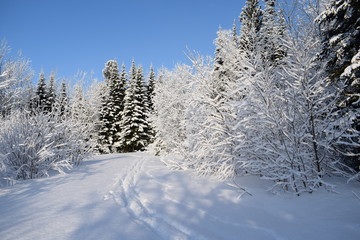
[
  {"left": 98, "top": 60, "right": 125, "bottom": 153},
  {"left": 184, "top": 53, "right": 240, "bottom": 179},
  {"left": 146, "top": 65, "right": 156, "bottom": 143},
  {"left": 0, "top": 40, "right": 33, "bottom": 116},
  {"left": 239, "top": 0, "right": 263, "bottom": 56},
  {"left": 317, "top": 0, "right": 360, "bottom": 82},
  {"left": 46, "top": 73, "right": 56, "bottom": 113},
  {"left": 147, "top": 65, "right": 156, "bottom": 112},
  {"left": 58, "top": 81, "right": 69, "bottom": 118},
  {"left": 213, "top": 29, "right": 240, "bottom": 96},
  {"left": 0, "top": 110, "right": 92, "bottom": 181},
  {"left": 34, "top": 73, "right": 48, "bottom": 111},
  {"left": 117, "top": 63, "right": 150, "bottom": 152},
  {"left": 258, "top": 0, "right": 287, "bottom": 65},
  {"left": 70, "top": 84, "right": 86, "bottom": 121},
  {"left": 317, "top": 0, "right": 360, "bottom": 172},
  {"left": 231, "top": 0, "right": 356, "bottom": 193},
  {"left": 150, "top": 65, "right": 192, "bottom": 156}
]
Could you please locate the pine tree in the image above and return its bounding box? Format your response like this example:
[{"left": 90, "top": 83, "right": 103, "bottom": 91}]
[{"left": 118, "top": 62, "right": 150, "bottom": 152}]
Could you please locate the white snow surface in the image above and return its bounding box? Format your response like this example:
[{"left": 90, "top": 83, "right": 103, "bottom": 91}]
[{"left": 1, "top": 152, "right": 359, "bottom": 240}]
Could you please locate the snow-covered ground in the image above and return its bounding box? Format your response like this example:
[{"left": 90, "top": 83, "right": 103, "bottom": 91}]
[{"left": 1, "top": 152, "right": 359, "bottom": 240}]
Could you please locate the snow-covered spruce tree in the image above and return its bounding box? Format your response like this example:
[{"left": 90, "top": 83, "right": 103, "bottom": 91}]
[
  {"left": 146, "top": 65, "right": 156, "bottom": 143},
  {"left": 150, "top": 65, "right": 192, "bottom": 157},
  {"left": 117, "top": 62, "right": 151, "bottom": 152},
  {"left": 45, "top": 73, "right": 56, "bottom": 113},
  {"left": 258, "top": 0, "right": 287, "bottom": 65},
  {"left": 98, "top": 60, "right": 125, "bottom": 153},
  {"left": 213, "top": 29, "right": 240, "bottom": 95},
  {"left": 317, "top": 0, "right": 360, "bottom": 172},
  {"left": 317, "top": 0, "right": 360, "bottom": 83},
  {"left": 147, "top": 65, "right": 156, "bottom": 112},
  {"left": 239, "top": 0, "right": 263, "bottom": 57},
  {"left": 70, "top": 84, "right": 86, "bottom": 121},
  {"left": 34, "top": 72, "right": 48, "bottom": 111},
  {"left": 0, "top": 40, "right": 33, "bottom": 116},
  {"left": 57, "top": 81, "right": 69, "bottom": 118}
]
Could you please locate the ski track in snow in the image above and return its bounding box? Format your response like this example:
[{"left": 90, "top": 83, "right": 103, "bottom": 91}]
[
  {"left": 104, "top": 156, "right": 207, "bottom": 240},
  {"left": 2, "top": 153, "right": 359, "bottom": 240}
]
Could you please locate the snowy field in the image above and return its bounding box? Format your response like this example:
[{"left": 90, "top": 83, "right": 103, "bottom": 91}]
[{"left": 1, "top": 152, "right": 359, "bottom": 240}]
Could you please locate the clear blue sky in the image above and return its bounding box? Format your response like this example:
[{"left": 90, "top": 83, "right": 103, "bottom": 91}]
[{"left": 1, "top": 0, "right": 246, "bottom": 81}]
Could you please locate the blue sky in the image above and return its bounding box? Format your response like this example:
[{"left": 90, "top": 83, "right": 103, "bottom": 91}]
[{"left": 1, "top": 0, "right": 246, "bottom": 81}]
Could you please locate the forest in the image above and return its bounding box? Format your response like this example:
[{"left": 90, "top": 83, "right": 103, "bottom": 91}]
[{"left": 0, "top": 0, "right": 359, "bottom": 194}]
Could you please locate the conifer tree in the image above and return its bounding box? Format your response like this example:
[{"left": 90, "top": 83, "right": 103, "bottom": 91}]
[
  {"left": 146, "top": 65, "right": 157, "bottom": 143},
  {"left": 213, "top": 29, "right": 239, "bottom": 96},
  {"left": 58, "top": 81, "right": 68, "bottom": 118},
  {"left": 46, "top": 73, "right": 56, "bottom": 113},
  {"left": 98, "top": 60, "right": 124, "bottom": 153},
  {"left": 231, "top": 19, "right": 239, "bottom": 46},
  {"left": 239, "top": 0, "right": 263, "bottom": 56},
  {"left": 147, "top": 65, "right": 156, "bottom": 112},
  {"left": 71, "top": 84, "right": 85, "bottom": 121},
  {"left": 259, "top": 0, "right": 287, "bottom": 65},
  {"left": 118, "top": 62, "right": 150, "bottom": 152},
  {"left": 35, "top": 72, "right": 48, "bottom": 111},
  {"left": 317, "top": 0, "right": 360, "bottom": 172}
]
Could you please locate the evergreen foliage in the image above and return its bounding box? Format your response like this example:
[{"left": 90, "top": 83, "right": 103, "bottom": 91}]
[
  {"left": 258, "top": 0, "right": 287, "bottom": 65},
  {"left": 317, "top": 0, "right": 360, "bottom": 172},
  {"left": 98, "top": 60, "right": 125, "bottom": 153},
  {"left": 58, "top": 81, "right": 69, "bottom": 118},
  {"left": 46, "top": 73, "right": 56, "bottom": 113},
  {"left": 35, "top": 73, "right": 48, "bottom": 111},
  {"left": 118, "top": 62, "right": 151, "bottom": 152},
  {"left": 147, "top": 65, "right": 156, "bottom": 112},
  {"left": 239, "top": 0, "right": 263, "bottom": 55}
]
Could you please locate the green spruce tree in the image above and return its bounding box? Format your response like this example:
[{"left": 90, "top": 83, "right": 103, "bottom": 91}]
[
  {"left": 317, "top": 0, "right": 360, "bottom": 171},
  {"left": 258, "top": 0, "right": 287, "bottom": 65},
  {"left": 118, "top": 61, "right": 150, "bottom": 152},
  {"left": 35, "top": 72, "right": 48, "bottom": 111},
  {"left": 58, "top": 81, "right": 69, "bottom": 118},
  {"left": 98, "top": 60, "right": 124, "bottom": 153},
  {"left": 239, "top": 0, "right": 263, "bottom": 56},
  {"left": 46, "top": 73, "right": 56, "bottom": 113}
]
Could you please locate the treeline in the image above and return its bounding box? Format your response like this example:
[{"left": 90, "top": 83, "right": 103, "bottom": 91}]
[
  {"left": 0, "top": 49, "right": 156, "bottom": 182},
  {"left": 151, "top": 0, "right": 359, "bottom": 194},
  {"left": 0, "top": 0, "right": 358, "bottom": 193}
]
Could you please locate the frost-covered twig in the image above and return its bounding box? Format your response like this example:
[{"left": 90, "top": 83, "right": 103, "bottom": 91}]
[
  {"left": 226, "top": 179, "right": 253, "bottom": 197},
  {"left": 352, "top": 191, "right": 360, "bottom": 201}
]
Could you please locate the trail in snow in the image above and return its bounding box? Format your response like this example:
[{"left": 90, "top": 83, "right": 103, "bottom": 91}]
[
  {"left": 105, "top": 157, "right": 207, "bottom": 240},
  {"left": 1, "top": 152, "right": 360, "bottom": 240}
]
